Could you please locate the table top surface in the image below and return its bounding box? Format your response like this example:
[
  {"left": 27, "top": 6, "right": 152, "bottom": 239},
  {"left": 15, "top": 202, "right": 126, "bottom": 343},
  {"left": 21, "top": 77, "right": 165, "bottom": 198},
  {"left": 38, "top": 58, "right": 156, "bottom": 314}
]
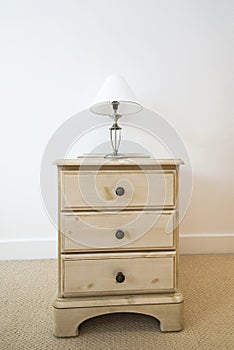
[{"left": 54, "top": 157, "right": 184, "bottom": 167}]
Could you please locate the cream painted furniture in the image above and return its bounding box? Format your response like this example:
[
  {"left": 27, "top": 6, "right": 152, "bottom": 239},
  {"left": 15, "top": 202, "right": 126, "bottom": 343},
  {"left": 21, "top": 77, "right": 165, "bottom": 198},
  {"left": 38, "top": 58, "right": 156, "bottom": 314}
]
[{"left": 53, "top": 158, "right": 184, "bottom": 337}]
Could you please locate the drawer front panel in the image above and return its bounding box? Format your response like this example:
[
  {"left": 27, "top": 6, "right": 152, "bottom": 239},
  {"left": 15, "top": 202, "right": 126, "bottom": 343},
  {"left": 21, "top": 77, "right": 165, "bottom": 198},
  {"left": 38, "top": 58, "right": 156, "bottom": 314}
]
[
  {"left": 61, "top": 170, "right": 175, "bottom": 210},
  {"left": 60, "top": 211, "right": 175, "bottom": 252},
  {"left": 62, "top": 252, "right": 175, "bottom": 297}
]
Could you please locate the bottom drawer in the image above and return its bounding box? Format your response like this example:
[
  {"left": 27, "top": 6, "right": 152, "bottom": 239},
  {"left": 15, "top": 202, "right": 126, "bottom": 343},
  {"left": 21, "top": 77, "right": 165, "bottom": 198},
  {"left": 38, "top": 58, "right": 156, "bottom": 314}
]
[{"left": 61, "top": 252, "right": 176, "bottom": 297}]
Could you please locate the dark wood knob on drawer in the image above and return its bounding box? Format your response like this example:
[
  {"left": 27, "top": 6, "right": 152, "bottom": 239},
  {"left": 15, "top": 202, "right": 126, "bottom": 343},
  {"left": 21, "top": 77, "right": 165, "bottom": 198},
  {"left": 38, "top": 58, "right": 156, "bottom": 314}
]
[
  {"left": 115, "top": 187, "right": 125, "bottom": 196},
  {"left": 115, "top": 230, "right": 125, "bottom": 240},
  {"left": 116, "top": 272, "right": 125, "bottom": 283}
]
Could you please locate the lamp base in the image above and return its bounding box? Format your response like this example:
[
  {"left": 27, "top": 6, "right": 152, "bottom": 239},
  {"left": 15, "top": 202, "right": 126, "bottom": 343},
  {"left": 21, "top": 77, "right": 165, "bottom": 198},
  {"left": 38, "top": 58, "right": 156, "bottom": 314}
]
[
  {"left": 78, "top": 153, "right": 150, "bottom": 159},
  {"left": 104, "top": 153, "right": 128, "bottom": 159}
]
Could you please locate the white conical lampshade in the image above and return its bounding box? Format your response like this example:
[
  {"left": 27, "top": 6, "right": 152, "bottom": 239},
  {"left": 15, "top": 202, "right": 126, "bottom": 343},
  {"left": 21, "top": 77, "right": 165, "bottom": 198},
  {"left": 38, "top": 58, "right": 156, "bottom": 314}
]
[{"left": 89, "top": 74, "right": 142, "bottom": 116}]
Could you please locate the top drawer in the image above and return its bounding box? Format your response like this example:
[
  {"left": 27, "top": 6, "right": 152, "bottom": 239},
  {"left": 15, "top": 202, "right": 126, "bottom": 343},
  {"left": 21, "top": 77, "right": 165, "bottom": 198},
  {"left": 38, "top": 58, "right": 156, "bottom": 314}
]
[{"left": 60, "top": 170, "right": 176, "bottom": 210}]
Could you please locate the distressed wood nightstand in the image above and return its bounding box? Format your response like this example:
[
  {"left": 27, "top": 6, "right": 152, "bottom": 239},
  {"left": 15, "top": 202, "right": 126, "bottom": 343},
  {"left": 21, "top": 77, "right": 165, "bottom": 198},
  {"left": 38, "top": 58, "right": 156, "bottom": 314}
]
[{"left": 53, "top": 158, "right": 184, "bottom": 337}]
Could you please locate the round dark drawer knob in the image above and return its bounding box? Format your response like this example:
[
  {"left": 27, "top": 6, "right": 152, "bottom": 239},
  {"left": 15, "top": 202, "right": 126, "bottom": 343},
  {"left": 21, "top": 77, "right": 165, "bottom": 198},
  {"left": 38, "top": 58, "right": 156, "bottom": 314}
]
[
  {"left": 116, "top": 187, "right": 125, "bottom": 196},
  {"left": 115, "top": 230, "right": 125, "bottom": 240},
  {"left": 116, "top": 272, "right": 125, "bottom": 283}
]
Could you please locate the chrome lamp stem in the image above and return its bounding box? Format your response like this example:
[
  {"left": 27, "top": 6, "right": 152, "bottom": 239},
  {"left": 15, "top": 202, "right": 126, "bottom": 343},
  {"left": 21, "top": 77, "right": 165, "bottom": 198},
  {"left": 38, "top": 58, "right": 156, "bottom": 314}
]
[
  {"left": 110, "top": 119, "right": 122, "bottom": 156},
  {"left": 104, "top": 101, "right": 126, "bottom": 159}
]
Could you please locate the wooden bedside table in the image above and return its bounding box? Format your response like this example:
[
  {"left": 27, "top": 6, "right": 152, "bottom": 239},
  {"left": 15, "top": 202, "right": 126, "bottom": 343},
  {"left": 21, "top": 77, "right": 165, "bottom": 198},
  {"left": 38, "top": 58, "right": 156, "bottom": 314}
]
[{"left": 53, "top": 158, "right": 184, "bottom": 337}]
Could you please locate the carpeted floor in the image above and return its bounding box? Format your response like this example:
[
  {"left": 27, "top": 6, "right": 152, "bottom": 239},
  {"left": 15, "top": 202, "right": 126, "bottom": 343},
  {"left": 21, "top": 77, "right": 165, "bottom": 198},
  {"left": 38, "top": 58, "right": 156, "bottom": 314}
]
[{"left": 0, "top": 255, "right": 234, "bottom": 350}]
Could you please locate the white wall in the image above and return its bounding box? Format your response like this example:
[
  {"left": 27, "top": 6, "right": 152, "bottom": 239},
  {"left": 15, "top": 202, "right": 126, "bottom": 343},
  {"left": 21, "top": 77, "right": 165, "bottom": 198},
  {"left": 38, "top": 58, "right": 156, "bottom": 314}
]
[{"left": 0, "top": 0, "right": 233, "bottom": 258}]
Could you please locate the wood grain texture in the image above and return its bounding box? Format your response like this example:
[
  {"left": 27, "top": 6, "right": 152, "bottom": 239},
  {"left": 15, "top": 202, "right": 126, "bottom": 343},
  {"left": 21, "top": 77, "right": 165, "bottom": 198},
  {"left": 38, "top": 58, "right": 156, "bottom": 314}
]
[
  {"left": 61, "top": 252, "right": 176, "bottom": 297},
  {"left": 61, "top": 170, "right": 176, "bottom": 210},
  {"left": 60, "top": 210, "right": 176, "bottom": 252},
  {"left": 54, "top": 157, "right": 184, "bottom": 336},
  {"left": 53, "top": 296, "right": 184, "bottom": 337}
]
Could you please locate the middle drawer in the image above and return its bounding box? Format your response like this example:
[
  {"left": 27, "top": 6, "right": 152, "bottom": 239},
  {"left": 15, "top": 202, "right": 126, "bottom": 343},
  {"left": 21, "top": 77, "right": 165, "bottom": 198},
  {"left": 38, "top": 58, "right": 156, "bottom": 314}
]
[{"left": 60, "top": 210, "right": 176, "bottom": 252}]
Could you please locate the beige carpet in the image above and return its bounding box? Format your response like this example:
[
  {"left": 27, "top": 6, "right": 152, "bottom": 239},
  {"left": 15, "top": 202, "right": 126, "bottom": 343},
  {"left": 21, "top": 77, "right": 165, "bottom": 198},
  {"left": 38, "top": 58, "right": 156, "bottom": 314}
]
[{"left": 0, "top": 255, "right": 234, "bottom": 350}]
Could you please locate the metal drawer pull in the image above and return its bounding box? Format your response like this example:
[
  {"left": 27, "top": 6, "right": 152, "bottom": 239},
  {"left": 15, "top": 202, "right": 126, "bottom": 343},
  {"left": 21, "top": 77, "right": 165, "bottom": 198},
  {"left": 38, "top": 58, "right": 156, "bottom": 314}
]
[
  {"left": 115, "top": 187, "right": 125, "bottom": 196},
  {"left": 115, "top": 230, "right": 125, "bottom": 240},
  {"left": 116, "top": 272, "right": 125, "bottom": 283}
]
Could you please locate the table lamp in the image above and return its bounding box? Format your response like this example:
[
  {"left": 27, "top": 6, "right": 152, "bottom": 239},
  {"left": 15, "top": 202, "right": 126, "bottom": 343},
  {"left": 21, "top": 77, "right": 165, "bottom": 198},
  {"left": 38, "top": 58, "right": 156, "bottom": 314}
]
[{"left": 89, "top": 75, "right": 142, "bottom": 159}]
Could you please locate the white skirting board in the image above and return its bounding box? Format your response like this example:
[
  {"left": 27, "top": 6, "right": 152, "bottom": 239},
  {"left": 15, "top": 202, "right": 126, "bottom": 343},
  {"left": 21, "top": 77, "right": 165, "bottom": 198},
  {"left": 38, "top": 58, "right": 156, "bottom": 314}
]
[
  {"left": 179, "top": 233, "right": 234, "bottom": 254},
  {"left": 0, "top": 234, "right": 234, "bottom": 260},
  {"left": 0, "top": 239, "right": 57, "bottom": 260}
]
